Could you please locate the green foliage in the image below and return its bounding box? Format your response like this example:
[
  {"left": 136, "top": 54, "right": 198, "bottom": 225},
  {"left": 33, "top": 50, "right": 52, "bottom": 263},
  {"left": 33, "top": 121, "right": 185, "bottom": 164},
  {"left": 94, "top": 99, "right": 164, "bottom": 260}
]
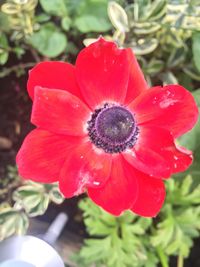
[
  {"left": 74, "top": 198, "right": 157, "bottom": 267},
  {"left": 13, "top": 181, "right": 50, "bottom": 217},
  {"left": 1, "top": 0, "right": 38, "bottom": 39},
  {"left": 0, "top": 166, "right": 64, "bottom": 241},
  {"left": 107, "top": 0, "right": 200, "bottom": 86},
  {"left": 0, "top": 1, "right": 200, "bottom": 266},
  {"left": 0, "top": 0, "right": 112, "bottom": 66},
  {"left": 39, "top": 0, "right": 68, "bottom": 17},
  {"left": 39, "top": 0, "right": 111, "bottom": 33},
  {"left": 151, "top": 176, "right": 200, "bottom": 258},
  {"left": 0, "top": 33, "right": 9, "bottom": 64},
  {"left": 192, "top": 32, "right": 200, "bottom": 72},
  {"left": 75, "top": 173, "right": 200, "bottom": 267},
  {"left": 74, "top": 0, "right": 111, "bottom": 33},
  {"left": 178, "top": 89, "right": 200, "bottom": 180},
  {"left": 29, "top": 22, "right": 67, "bottom": 57},
  {"left": 0, "top": 204, "right": 29, "bottom": 241}
]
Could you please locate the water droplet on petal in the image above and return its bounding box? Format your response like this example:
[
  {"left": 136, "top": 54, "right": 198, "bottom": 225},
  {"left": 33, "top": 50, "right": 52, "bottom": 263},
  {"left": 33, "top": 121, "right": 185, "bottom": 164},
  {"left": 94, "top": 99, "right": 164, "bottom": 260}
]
[
  {"left": 159, "top": 98, "right": 178, "bottom": 108},
  {"left": 93, "top": 181, "right": 100, "bottom": 186},
  {"left": 174, "top": 155, "right": 178, "bottom": 160}
]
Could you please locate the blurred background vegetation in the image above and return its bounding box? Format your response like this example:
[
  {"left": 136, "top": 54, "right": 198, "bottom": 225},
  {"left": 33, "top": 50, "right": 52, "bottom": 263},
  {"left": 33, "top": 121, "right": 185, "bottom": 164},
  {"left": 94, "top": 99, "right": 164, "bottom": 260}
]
[{"left": 0, "top": 1, "right": 200, "bottom": 267}]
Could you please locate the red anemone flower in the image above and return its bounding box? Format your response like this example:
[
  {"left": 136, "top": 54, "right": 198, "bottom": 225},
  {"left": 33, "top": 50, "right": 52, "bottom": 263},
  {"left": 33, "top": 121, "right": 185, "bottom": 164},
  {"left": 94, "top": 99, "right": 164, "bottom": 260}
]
[{"left": 16, "top": 38, "right": 198, "bottom": 217}]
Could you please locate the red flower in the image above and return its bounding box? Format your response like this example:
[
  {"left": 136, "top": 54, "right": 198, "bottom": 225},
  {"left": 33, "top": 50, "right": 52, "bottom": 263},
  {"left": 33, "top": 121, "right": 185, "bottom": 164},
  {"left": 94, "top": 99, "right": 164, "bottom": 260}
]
[{"left": 16, "top": 38, "right": 198, "bottom": 217}]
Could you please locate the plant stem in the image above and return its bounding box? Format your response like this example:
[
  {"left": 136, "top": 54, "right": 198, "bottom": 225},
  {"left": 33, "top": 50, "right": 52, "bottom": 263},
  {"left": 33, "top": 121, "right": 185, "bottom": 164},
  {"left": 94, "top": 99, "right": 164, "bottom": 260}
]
[
  {"left": 156, "top": 246, "right": 169, "bottom": 267},
  {"left": 177, "top": 254, "right": 184, "bottom": 267},
  {"left": 0, "top": 62, "right": 35, "bottom": 78}
]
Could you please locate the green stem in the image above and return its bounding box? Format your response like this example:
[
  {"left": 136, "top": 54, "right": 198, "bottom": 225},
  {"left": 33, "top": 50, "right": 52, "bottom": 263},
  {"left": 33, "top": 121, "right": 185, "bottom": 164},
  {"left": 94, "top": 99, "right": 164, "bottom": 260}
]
[
  {"left": 156, "top": 246, "right": 169, "bottom": 267},
  {"left": 177, "top": 254, "right": 184, "bottom": 267}
]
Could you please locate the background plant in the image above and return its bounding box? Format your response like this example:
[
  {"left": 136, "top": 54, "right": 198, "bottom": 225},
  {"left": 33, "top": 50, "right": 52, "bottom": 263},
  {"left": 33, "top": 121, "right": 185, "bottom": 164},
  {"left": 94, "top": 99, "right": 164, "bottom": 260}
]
[
  {"left": 0, "top": 1, "right": 200, "bottom": 267},
  {"left": 74, "top": 173, "right": 200, "bottom": 267},
  {"left": 0, "top": 166, "right": 64, "bottom": 241}
]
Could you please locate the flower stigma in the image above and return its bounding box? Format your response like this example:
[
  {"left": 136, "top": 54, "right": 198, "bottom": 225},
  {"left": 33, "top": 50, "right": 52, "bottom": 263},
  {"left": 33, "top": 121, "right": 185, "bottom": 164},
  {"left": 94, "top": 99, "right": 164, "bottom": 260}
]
[{"left": 87, "top": 104, "right": 139, "bottom": 153}]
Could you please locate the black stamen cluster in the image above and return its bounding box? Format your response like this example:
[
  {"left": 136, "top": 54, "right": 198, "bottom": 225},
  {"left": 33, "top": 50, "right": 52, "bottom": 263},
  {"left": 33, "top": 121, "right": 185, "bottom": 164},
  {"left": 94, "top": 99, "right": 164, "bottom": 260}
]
[{"left": 87, "top": 104, "right": 139, "bottom": 154}]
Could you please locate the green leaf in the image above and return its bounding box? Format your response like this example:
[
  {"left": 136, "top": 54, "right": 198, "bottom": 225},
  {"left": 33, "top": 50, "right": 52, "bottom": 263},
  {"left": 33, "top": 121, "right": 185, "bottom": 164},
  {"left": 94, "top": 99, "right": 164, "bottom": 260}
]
[
  {"left": 13, "top": 47, "right": 25, "bottom": 59},
  {"left": 61, "top": 16, "right": 71, "bottom": 31},
  {"left": 167, "top": 175, "right": 200, "bottom": 206},
  {"left": 192, "top": 32, "right": 200, "bottom": 72},
  {"left": 143, "top": 0, "right": 167, "bottom": 21},
  {"left": 178, "top": 118, "right": 200, "bottom": 152},
  {"left": 179, "top": 89, "right": 200, "bottom": 151},
  {"left": 74, "top": 15, "right": 110, "bottom": 33},
  {"left": 131, "top": 38, "right": 158, "bottom": 55},
  {"left": 133, "top": 22, "right": 161, "bottom": 35},
  {"left": 0, "top": 33, "right": 9, "bottom": 65},
  {"left": 76, "top": 198, "right": 155, "bottom": 267},
  {"left": 0, "top": 206, "right": 29, "bottom": 241},
  {"left": 108, "top": 1, "right": 129, "bottom": 32},
  {"left": 29, "top": 23, "right": 67, "bottom": 57},
  {"left": 145, "top": 59, "right": 164, "bottom": 75},
  {"left": 39, "top": 0, "right": 68, "bottom": 17},
  {"left": 35, "top": 13, "right": 51, "bottom": 23},
  {"left": 159, "top": 71, "right": 178, "bottom": 84},
  {"left": 49, "top": 184, "right": 64, "bottom": 205},
  {"left": 13, "top": 182, "right": 50, "bottom": 217},
  {"left": 74, "top": 0, "right": 111, "bottom": 33}
]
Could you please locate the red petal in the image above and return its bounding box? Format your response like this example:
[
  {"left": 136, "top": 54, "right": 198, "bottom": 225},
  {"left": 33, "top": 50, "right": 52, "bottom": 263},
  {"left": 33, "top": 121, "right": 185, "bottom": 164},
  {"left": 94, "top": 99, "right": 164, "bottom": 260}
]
[
  {"left": 31, "top": 87, "right": 91, "bottom": 136},
  {"left": 88, "top": 156, "right": 138, "bottom": 216},
  {"left": 27, "top": 61, "right": 82, "bottom": 100},
  {"left": 16, "top": 129, "right": 81, "bottom": 183},
  {"left": 124, "top": 49, "right": 148, "bottom": 105},
  {"left": 131, "top": 170, "right": 166, "bottom": 217},
  {"left": 75, "top": 38, "right": 131, "bottom": 109},
  {"left": 129, "top": 84, "right": 199, "bottom": 138},
  {"left": 164, "top": 145, "right": 193, "bottom": 174},
  {"left": 59, "top": 142, "right": 112, "bottom": 198},
  {"left": 123, "top": 126, "right": 192, "bottom": 178}
]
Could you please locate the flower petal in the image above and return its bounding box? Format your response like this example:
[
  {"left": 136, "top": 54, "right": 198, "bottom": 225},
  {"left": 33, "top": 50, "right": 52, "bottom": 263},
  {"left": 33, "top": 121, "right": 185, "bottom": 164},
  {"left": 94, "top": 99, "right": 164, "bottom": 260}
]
[
  {"left": 16, "top": 129, "right": 80, "bottom": 183},
  {"left": 88, "top": 156, "right": 138, "bottom": 216},
  {"left": 27, "top": 61, "right": 82, "bottom": 100},
  {"left": 164, "top": 145, "right": 193, "bottom": 174},
  {"left": 31, "top": 87, "right": 91, "bottom": 136},
  {"left": 123, "top": 126, "right": 192, "bottom": 178},
  {"left": 129, "top": 84, "right": 199, "bottom": 138},
  {"left": 76, "top": 38, "right": 131, "bottom": 109},
  {"left": 59, "top": 142, "right": 112, "bottom": 198},
  {"left": 124, "top": 49, "right": 148, "bottom": 105},
  {"left": 131, "top": 170, "right": 166, "bottom": 217}
]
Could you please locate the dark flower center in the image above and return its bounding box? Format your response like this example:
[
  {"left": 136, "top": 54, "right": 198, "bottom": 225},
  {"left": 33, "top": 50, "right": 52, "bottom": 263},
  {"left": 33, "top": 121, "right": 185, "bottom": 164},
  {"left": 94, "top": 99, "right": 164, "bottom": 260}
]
[{"left": 87, "top": 104, "right": 139, "bottom": 154}]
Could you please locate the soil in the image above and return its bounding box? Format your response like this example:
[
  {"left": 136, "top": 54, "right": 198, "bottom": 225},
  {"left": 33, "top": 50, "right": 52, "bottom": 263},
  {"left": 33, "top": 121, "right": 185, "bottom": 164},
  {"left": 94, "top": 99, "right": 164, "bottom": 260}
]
[{"left": 0, "top": 56, "right": 200, "bottom": 267}]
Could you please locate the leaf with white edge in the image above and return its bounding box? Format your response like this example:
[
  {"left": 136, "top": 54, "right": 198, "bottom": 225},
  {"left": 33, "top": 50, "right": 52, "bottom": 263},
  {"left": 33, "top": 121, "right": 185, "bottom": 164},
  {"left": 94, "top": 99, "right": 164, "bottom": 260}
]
[
  {"left": 159, "top": 71, "right": 178, "bottom": 85},
  {"left": 13, "top": 182, "right": 49, "bottom": 217},
  {"left": 0, "top": 207, "right": 29, "bottom": 241},
  {"left": 49, "top": 185, "right": 64, "bottom": 205},
  {"left": 83, "top": 38, "right": 98, "bottom": 47},
  {"left": 131, "top": 38, "right": 158, "bottom": 55},
  {"left": 145, "top": 59, "right": 164, "bottom": 75},
  {"left": 108, "top": 1, "right": 129, "bottom": 32}
]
